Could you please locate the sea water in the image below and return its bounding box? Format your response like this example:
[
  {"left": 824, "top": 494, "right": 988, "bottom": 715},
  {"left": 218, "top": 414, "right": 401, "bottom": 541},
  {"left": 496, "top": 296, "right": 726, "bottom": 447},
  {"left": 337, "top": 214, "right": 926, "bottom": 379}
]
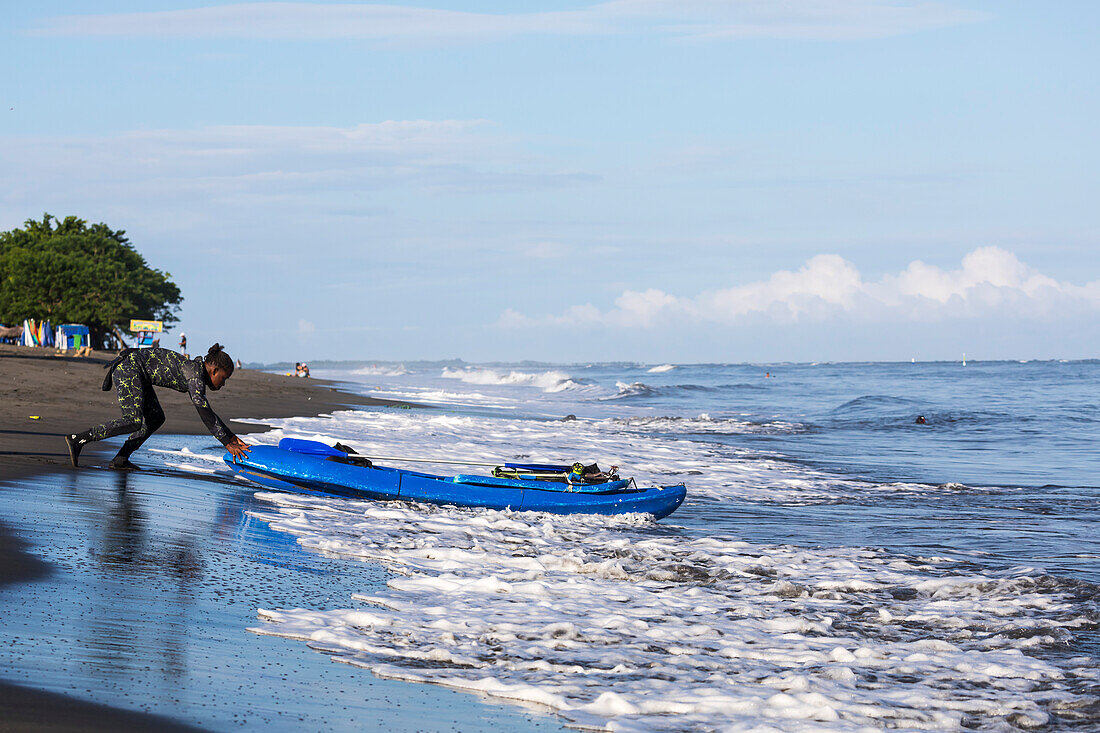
[{"left": 155, "top": 360, "right": 1100, "bottom": 731}]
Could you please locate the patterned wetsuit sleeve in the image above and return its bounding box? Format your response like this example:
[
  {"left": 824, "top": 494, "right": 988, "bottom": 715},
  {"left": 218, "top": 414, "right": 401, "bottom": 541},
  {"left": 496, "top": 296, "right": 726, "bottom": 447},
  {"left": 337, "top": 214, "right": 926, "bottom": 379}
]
[{"left": 187, "top": 368, "right": 237, "bottom": 446}]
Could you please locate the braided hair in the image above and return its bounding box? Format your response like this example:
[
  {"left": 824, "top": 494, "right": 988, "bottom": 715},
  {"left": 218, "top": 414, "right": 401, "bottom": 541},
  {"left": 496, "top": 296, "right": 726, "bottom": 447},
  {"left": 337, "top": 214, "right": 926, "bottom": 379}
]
[{"left": 205, "top": 343, "right": 235, "bottom": 377}]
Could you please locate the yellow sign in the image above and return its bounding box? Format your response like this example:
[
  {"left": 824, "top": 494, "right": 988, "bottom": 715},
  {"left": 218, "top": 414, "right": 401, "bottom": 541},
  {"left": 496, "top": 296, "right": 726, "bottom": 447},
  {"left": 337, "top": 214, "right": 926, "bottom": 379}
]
[{"left": 129, "top": 319, "right": 163, "bottom": 332}]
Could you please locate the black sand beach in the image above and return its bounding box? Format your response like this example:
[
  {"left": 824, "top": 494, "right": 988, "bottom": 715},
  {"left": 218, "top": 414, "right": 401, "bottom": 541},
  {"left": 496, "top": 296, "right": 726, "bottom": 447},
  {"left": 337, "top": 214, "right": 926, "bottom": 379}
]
[
  {"left": 0, "top": 346, "right": 563, "bottom": 732},
  {"left": 0, "top": 344, "right": 410, "bottom": 481}
]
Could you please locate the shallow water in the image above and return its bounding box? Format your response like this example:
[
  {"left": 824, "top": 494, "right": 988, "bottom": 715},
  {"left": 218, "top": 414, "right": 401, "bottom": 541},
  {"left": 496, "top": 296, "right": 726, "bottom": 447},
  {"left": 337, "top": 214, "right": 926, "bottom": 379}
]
[
  {"left": 8, "top": 359, "right": 1098, "bottom": 731},
  {"left": 155, "top": 358, "right": 1097, "bottom": 732},
  {"left": 0, "top": 456, "right": 566, "bottom": 732}
]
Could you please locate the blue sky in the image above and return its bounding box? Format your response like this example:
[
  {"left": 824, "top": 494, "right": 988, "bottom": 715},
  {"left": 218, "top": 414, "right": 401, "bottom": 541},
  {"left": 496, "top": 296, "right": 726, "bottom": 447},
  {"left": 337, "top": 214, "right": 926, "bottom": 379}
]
[{"left": 2, "top": 1, "right": 1097, "bottom": 363}]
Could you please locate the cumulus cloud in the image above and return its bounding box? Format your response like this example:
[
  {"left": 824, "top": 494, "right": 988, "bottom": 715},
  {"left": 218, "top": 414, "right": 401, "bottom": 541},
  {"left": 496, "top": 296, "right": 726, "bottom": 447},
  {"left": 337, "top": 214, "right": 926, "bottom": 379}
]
[
  {"left": 34, "top": 1, "right": 987, "bottom": 42},
  {"left": 502, "top": 248, "right": 1100, "bottom": 329}
]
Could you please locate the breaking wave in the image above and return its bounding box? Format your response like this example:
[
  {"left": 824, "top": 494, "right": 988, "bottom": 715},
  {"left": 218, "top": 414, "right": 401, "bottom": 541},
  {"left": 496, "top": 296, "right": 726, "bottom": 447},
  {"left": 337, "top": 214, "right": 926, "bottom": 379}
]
[
  {"left": 352, "top": 364, "right": 410, "bottom": 377},
  {"left": 602, "top": 382, "right": 762, "bottom": 401},
  {"left": 612, "top": 414, "right": 808, "bottom": 436},
  {"left": 441, "top": 367, "right": 589, "bottom": 393}
]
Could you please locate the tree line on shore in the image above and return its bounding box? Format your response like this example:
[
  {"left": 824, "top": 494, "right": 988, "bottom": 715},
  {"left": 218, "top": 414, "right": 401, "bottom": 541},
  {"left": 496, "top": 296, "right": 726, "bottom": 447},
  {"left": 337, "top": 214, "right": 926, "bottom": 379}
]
[{"left": 0, "top": 214, "right": 181, "bottom": 349}]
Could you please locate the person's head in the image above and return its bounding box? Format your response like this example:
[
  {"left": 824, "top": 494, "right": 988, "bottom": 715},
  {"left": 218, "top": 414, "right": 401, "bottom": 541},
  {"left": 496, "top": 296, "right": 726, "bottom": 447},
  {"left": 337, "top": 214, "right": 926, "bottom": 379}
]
[
  {"left": 916, "top": 415, "right": 927, "bottom": 424},
  {"left": 204, "top": 343, "right": 235, "bottom": 390}
]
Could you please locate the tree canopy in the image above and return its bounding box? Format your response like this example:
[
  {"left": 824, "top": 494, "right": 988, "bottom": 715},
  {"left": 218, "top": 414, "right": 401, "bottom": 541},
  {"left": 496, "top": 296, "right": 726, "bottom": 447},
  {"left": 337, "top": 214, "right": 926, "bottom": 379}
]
[{"left": 0, "top": 214, "right": 182, "bottom": 347}]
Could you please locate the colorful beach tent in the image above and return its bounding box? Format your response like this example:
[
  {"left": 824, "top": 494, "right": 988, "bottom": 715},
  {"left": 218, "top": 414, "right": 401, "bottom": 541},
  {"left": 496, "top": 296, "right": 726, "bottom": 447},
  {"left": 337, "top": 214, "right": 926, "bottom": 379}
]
[{"left": 56, "top": 324, "right": 90, "bottom": 350}]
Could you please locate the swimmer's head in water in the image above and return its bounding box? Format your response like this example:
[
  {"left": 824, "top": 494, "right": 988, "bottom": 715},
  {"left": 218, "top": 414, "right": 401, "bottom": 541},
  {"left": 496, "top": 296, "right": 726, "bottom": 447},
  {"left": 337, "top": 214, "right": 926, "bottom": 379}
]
[
  {"left": 204, "top": 343, "right": 235, "bottom": 389},
  {"left": 916, "top": 415, "right": 927, "bottom": 424}
]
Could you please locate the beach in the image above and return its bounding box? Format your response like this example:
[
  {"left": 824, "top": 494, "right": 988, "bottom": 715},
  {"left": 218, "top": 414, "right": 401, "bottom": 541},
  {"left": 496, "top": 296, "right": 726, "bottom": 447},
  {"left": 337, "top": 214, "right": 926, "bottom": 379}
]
[
  {"left": 2, "top": 352, "right": 1098, "bottom": 731},
  {"left": 0, "top": 346, "right": 563, "bottom": 732},
  {"left": 0, "top": 344, "right": 412, "bottom": 480}
]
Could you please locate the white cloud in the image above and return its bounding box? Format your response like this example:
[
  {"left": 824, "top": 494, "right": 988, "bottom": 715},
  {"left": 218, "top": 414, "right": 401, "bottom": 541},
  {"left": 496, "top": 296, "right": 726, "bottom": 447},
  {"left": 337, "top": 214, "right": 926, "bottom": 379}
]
[
  {"left": 34, "top": 1, "right": 987, "bottom": 42},
  {"left": 594, "top": 0, "right": 987, "bottom": 40},
  {"left": 297, "top": 318, "right": 316, "bottom": 334},
  {"left": 502, "top": 248, "right": 1100, "bottom": 329},
  {"left": 523, "top": 241, "right": 573, "bottom": 259},
  {"left": 0, "top": 121, "right": 593, "bottom": 217}
]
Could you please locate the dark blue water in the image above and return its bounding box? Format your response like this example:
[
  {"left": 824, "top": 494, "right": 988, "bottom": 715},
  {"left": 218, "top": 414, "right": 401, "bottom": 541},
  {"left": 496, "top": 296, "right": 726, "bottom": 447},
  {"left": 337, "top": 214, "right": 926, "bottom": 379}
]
[
  {"left": 577, "top": 360, "right": 1100, "bottom": 488},
  {"left": 323, "top": 359, "right": 1100, "bottom": 585},
  {"left": 558, "top": 360, "right": 1100, "bottom": 585}
]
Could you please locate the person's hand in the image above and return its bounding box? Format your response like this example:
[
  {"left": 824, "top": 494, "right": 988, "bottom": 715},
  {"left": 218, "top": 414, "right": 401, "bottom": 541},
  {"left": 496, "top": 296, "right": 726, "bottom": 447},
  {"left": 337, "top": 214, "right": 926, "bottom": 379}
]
[{"left": 226, "top": 438, "right": 252, "bottom": 462}]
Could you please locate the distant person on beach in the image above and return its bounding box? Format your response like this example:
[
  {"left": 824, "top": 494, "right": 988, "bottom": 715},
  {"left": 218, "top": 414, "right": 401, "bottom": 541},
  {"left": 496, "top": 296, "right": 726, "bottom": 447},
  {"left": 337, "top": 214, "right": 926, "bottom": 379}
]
[
  {"left": 179, "top": 332, "right": 187, "bottom": 356},
  {"left": 300, "top": 363, "right": 310, "bottom": 378},
  {"left": 295, "top": 362, "right": 303, "bottom": 377},
  {"left": 65, "top": 343, "right": 251, "bottom": 470}
]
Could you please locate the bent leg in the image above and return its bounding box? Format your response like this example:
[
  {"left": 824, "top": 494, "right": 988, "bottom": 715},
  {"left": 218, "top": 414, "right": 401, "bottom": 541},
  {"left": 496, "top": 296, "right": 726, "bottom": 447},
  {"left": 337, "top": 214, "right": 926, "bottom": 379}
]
[
  {"left": 72, "top": 366, "right": 145, "bottom": 444},
  {"left": 113, "top": 381, "right": 165, "bottom": 461}
]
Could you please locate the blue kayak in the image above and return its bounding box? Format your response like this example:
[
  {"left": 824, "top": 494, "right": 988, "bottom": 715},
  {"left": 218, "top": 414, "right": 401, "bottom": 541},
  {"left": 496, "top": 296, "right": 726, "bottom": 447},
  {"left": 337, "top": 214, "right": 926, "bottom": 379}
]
[{"left": 223, "top": 440, "right": 686, "bottom": 519}]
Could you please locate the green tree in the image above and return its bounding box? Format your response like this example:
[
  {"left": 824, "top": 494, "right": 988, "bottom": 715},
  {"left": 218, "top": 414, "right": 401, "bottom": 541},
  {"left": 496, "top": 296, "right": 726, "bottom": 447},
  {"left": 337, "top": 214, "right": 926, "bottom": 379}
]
[{"left": 0, "top": 214, "right": 182, "bottom": 348}]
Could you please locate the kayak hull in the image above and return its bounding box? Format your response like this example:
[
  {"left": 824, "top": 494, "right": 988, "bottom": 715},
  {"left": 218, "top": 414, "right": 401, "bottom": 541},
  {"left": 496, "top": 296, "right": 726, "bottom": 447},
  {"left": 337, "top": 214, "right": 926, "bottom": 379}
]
[{"left": 224, "top": 445, "right": 686, "bottom": 519}]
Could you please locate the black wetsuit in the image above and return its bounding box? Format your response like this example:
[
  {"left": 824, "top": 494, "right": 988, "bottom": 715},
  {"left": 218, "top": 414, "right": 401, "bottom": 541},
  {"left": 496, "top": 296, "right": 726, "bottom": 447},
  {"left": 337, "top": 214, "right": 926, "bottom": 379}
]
[{"left": 76, "top": 348, "right": 237, "bottom": 459}]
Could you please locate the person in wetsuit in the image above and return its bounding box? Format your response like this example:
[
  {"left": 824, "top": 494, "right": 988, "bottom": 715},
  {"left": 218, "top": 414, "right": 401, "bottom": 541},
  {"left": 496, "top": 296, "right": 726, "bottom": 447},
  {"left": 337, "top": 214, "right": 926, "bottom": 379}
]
[{"left": 65, "top": 343, "right": 251, "bottom": 469}]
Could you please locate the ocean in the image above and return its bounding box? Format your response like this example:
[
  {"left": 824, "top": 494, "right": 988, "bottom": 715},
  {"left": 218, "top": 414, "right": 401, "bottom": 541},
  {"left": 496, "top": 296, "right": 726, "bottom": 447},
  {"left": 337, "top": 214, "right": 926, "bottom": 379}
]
[{"left": 107, "top": 360, "right": 1100, "bottom": 730}]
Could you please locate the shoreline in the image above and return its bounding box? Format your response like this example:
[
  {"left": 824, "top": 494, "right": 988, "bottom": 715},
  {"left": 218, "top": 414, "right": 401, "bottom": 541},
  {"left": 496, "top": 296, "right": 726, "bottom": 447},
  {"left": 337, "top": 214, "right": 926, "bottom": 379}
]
[{"left": 0, "top": 344, "right": 465, "bottom": 733}]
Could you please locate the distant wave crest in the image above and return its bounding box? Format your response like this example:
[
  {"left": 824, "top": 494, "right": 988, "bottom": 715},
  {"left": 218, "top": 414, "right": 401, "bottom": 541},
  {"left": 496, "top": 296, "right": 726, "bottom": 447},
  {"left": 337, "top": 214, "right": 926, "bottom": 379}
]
[
  {"left": 602, "top": 381, "right": 760, "bottom": 400},
  {"left": 612, "top": 414, "right": 807, "bottom": 435},
  {"left": 441, "top": 367, "right": 588, "bottom": 393},
  {"left": 352, "top": 364, "right": 409, "bottom": 377},
  {"left": 833, "top": 395, "right": 922, "bottom": 413},
  {"left": 602, "top": 381, "right": 660, "bottom": 400}
]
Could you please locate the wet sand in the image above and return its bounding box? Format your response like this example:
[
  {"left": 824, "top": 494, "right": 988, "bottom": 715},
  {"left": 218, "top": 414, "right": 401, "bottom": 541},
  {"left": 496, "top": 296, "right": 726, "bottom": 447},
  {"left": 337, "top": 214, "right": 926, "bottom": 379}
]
[{"left": 0, "top": 346, "right": 563, "bottom": 732}]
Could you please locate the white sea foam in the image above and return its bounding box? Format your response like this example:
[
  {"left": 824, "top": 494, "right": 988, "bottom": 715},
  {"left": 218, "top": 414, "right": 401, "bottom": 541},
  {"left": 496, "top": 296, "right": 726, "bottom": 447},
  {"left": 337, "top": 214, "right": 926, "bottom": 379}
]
[
  {"left": 613, "top": 414, "right": 805, "bottom": 436},
  {"left": 351, "top": 364, "right": 410, "bottom": 377},
  {"left": 164, "top": 462, "right": 220, "bottom": 474},
  {"left": 648, "top": 364, "right": 677, "bottom": 373},
  {"left": 235, "top": 409, "right": 957, "bottom": 502},
  {"left": 148, "top": 446, "right": 229, "bottom": 463},
  {"left": 362, "top": 387, "right": 518, "bottom": 409},
  {"left": 149, "top": 362, "right": 1097, "bottom": 731},
  {"left": 246, "top": 491, "right": 1093, "bottom": 732},
  {"left": 442, "top": 367, "right": 587, "bottom": 393}
]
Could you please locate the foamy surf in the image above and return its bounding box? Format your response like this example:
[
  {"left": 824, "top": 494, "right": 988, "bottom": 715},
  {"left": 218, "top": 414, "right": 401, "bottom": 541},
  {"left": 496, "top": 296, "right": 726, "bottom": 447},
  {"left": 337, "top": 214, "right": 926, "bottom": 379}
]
[
  {"left": 231, "top": 409, "right": 942, "bottom": 502},
  {"left": 441, "top": 367, "right": 589, "bottom": 393},
  {"left": 246, "top": 492, "right": 1096, "bottom": 732},
  {"left": 156, "top": 359, "right": 1100, "bottom": 732},
  {"left": 352, "top": 364, "right": 410, "bottom": 377}
]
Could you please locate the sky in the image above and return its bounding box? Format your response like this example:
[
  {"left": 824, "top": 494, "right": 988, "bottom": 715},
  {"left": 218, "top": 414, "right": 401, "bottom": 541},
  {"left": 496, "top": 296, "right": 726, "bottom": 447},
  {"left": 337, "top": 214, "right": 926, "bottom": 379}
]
[{"left": 2, "top": 0, "right": 1098, "bottom": 363}]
